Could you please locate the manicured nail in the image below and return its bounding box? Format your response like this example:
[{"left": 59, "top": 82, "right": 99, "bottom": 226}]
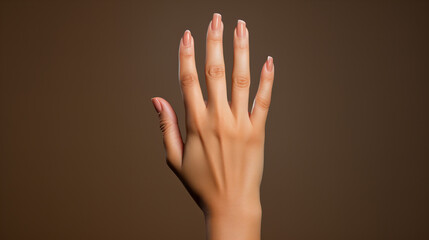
[
  {"left": 183, "top": 30, "right": 191, "bottom": 47},
  {"left": 237, "top": 20, "right": 246, "bottom": 38},
  {"left": 151, "top": 97, "right": 162, "bottom": 114},
  {"left": 211, "top": 13, "right": 222, "bottom": 30},
  {"left": 266, "top": 56, "right": 274, "bottom": 72}
]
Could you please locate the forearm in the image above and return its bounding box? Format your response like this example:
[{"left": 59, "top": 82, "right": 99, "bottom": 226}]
[{"left": 204, "top": 201, "right": 262, "bottom": 240}]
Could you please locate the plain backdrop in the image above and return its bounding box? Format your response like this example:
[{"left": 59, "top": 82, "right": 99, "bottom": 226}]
[{"left": 1, "top": 0, "right": 428, "bottom": 239}]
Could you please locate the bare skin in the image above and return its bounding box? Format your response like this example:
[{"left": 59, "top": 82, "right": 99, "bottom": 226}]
[{"left": 151, "top": 13, "right": 274, "bottom": 240}]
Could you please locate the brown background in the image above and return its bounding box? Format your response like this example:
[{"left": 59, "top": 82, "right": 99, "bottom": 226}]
[{"left": 1, "top": 0, "right": 428, "bottom": 239}]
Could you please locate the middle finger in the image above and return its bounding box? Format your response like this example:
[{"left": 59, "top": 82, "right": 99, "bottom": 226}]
[{"left": 205, "top": 13, "right": 228, "bottom": 110}]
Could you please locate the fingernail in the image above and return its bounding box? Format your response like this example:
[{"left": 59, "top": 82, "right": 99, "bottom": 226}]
[
  {"left": 183, "top": 30, "right": 191, "bottom": 47},
  {"left": 211, "top": 13, "right": 222, "bottom": 30},
  {"left": 151, "top": 97, "right": 162, "bottom": 114},
  {"left": 237, "top": 20, "right": 246, "bottom": 38},
  {"left": 266, "top": 56, "right": 274, "bottom": 72}
]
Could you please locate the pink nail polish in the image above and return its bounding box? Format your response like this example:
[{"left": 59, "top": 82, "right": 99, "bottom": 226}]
[
  {"left": 211, "top": 13, "right": 222, "bottom": 30},
  {"left": 266, "top": 56, "right": 274, "bottom": 72},
  {"left": 237, "top": 20, "right": 246, "bottom": 38},
  {"left": 151, "top": 98, "right": 162, "bottom": 113},
  {"left": 183, "top": 30, "right": 191, "bottom": 47}
]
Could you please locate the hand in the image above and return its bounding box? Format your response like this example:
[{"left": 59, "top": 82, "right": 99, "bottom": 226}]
[{"left": 151, "top": 13, "right": 274, "bottom": 240}]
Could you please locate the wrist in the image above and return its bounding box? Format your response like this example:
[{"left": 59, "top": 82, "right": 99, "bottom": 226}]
[
  {"left": 205, "top": 200, "right": 262, "bottom": 219},
  {"left": 204, "top": 201, "right": 262, "bottom": 240}
]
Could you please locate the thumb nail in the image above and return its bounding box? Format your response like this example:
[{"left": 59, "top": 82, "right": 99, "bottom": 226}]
[{"left": 151, "top": 97, "right": 162, "bottom": 114}]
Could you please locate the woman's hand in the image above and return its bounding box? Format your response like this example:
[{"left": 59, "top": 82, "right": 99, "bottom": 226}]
[{"left": 151, "top": 13, "right": 274, "bottom": 240}]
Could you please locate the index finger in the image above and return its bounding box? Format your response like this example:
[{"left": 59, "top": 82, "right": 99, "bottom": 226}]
[{"left": 179, "top": 30, "right": 206, "bottom": 121}]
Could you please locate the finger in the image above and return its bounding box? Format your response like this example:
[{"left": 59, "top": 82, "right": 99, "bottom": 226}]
[
  {"left": 205, "top": 13, "right": 228, "bottom": 110},
  {"left": 250, "top": 56, "right": 275, "bottom": 128},
  {"left": 231, "top": 19, "right": 251, "bottom": 118},
  {"left": 179, "top": 30, "right": 205, "bottom": 119},
  {"left": 151, "top": 97, "right": 184, "bottom": 173}
]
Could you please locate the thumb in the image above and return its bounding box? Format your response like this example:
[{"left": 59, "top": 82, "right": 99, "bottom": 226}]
[{"left": 151, "top": 97, "right": 184, "bottom": 173}]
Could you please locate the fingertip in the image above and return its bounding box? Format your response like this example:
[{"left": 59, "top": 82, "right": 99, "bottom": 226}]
[
  {"left": 151, "top": 97, "right": 162, "bottom": 114},
  {"left": 182, "top": 29, "right": 193, "bottom": 47},
  {"left": 180, "top": 32, "right": 195, "bottom": 58},
  {"left": 260, "top": 56, "right": 274, "bottom": 82},
  {"left": 156, "top": 97, "right": 168, "bottom": 110},
  {"left": 266, "top": 56, "right": 274, "bottom": 72},
  {"left": 158, "top": 98, "right": 179, "bottom": 122}
]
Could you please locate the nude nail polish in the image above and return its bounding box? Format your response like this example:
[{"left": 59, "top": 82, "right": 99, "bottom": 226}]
[
  {"left": 183, "top": 30, "right": 191, "bottom": 47},
  {"left": 211, "top": 13, "right": 221, "bottom": 30},
  {"left": 151, "top": 97, "right": 162, "bottom": 114},
  {"left": 266, "top": 56, "right": 274, "bottom": 72},
  {"left": 237, "top": 20, "right": 246, "bottom": 38}
]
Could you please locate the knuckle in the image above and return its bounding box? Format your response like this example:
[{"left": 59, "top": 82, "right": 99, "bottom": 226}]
[
  {"left": 206, "top": 65, "right": 225, "bottom": 79},
  {"left": 207, "top": 35, "right": 223, "bottom": 43},
  {"left": 255, "top": 96, "right": 271, "bottom": 110},
  {"left": 232, "top": 75, "right": 250, "bottom": 88},
  {"left": 159, "top": 118, "right": 173, "bottom": 136},
  {"left": 213, "top": 123, "right": 231, "bottom": 141},
  {"left": 180, "top": 74, "right": 196, "bottom": 87},
  {"left": 212, "top": 112, "right": 237, "bottom": 139}
]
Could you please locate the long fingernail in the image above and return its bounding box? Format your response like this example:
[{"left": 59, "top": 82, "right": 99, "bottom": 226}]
[
  {"left": 237, "top": 19, "right": 246, "bottom": 38},
  {"left": 151, "top": 97, "right": 162, "bottom": 114},
  {"left": 211, "top": 13, "right": 221, "bottom": 30},
  {"left": 266, "top": 56, "right": 274, "bottom": 72},
  {"left": 183, "top": 30, "right": 191, "bottom": 47}
]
